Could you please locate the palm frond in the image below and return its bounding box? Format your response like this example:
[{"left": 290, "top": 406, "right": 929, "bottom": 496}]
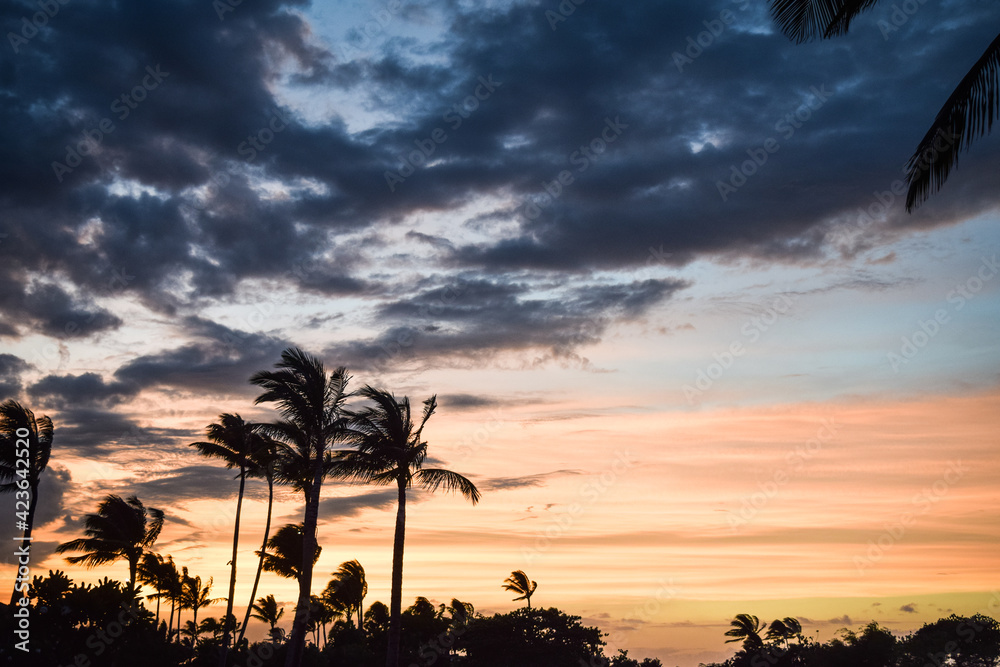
[
  {"left": 769, "top": 0, "right": 844, "bottom": 43},
  {"left": 415, "top": 468, "right": 481, "bottom": 504},
  {"left": 906, "top": 32, "right": 1000, "bottom": 211}
]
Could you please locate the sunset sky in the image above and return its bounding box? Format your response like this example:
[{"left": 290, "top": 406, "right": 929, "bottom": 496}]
[{"left": 1, "top": 0, "right": 999, "bottom": 664}]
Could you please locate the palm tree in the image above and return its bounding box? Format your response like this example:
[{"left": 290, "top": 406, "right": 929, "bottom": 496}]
[
  {"left": 325, "top": 560, "right": 368, "bottom": 629},
  {"left": 766, "top": 616, "right": 803, "bottom": 647},
  {"left": 190, "top": 412, "right": 267, "bottom": 660},
  {"left": 445, "top": 598, "right": 474, "bottom": 627},
  {"left": 251, "top": 594, "right": 286, "bottom": 642},
  {"left": 725, "top": 613, "right": 766, "bottom": 652},
  {"left": 0, "top": 400, "right": 53, "bottom": 605},
  {"left": 138, "top": 552, "right": 173, "bottom": 627},
  {"left": 236, "top": 434, "right": 282, "bottom": 648},
  {"left": 55, "top": 494, "right": 164, "bottom": 589},
  {"left": 258, "top": 523, "right": 322, "bottom": 582},
  {"left": 502, "top": 570, "right": 537, "bottom": 609},
  {"left": 162, "top": 556, "right": 183, "bottom": 644},
  {"left": 338, "top": 386, "right": 481, "bottom": 667},
  {"left": 250, "top": 347, "right": 351, "bottom": 667},
  {"left": 768, "top": 0, "right": 1000, "bottom": 210},
  {"left": 180, "top": 571, "right": 219, "bottom": 648}
]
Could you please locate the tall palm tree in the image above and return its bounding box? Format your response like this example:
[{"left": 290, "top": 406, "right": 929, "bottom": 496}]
[
  {"left": 190, "top": 412, "right": 267, "bottom": 660},
  {"left": 339, "top": 386, "right": 481, "bottom": 667},
  {"left": 325, "top": 560, "right": 368, "bottom": 629},
  {"left": 55, "top": 494, "right": 164, "bottom": 589},
  {"left": 768, "top": 0, "right": 1000, "bottom": 210},
  {"left": 250, "top": 347, "right": 351, "bottom": 667},
  {"left": 502, "top": 570, "right": 537, "bottom": 609},
  {"left": 236, "top": 434, "right": 281, "bottom": 648},
  {"left": 0, "top": 400, "right": 53, "bottom": 605},
  {"left": 258, "top": 523, "right": 322, "bottom": 582},
  {"left": 725, "top": 613, "right": 766, "bottom": 652},
  {"left": 251, "top": 594, "right": 286, "bottom": 642}
]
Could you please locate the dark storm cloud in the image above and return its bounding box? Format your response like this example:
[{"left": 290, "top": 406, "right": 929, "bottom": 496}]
[
  {"left": 2, "top": 0, "right": 998, "bottom": 353},
  {"left": 326, "top": 276, "right": 688, "bottom": 369},
  {"left": 0, "top": 354, "right": 29, "bottom": 397},
  {"left": 29, "top": 372, "right": 138, "bottom": 407},
  {"left": 317, "top": 490, "right": 399, "bottom": 520},
  {"left": 131, "top": 465, "right": 253, "bottom": 506},
  {"left": 112, "top": 316, "right": 290, "bottom": 395}
]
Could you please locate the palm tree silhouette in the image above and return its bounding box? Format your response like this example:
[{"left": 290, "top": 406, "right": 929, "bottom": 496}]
[
  {"left": 502, "top": 570, "right": 538, "bottom": 608},
  {"left": 251, "top": 594, "right": 286, "bottom": 642},
  {"left": 258, "top": 523, "right": 322, "bottom": 582},
  {"left": 180, "top": 570, "right": 219, "bottom": 649},
  {"left": 768, "top": 0, "right": 1000, "bottom": 210},
  {"left": 766, "top": 616, "right": 802, "bottom": 648},
  {"left": 162, "top": 556, "right": 183, "bottom": 643},
  {"left": 325, "top": 559, "right": 368, "bottom": 629},
  {"left": 0, "top": 400, "right": 53, "bottom": 605},
  {"left": 338, "top": 386, "right": 481, "bottom": 667},
  {"left": 250, "top": 347, "right": 351, "bottom": 667},
  {"left": 55, "top": 494, "right": 164, "bottom": 589},
  {"left": 138, "top": 552, "right": 173, "bottom": 629},
  {"left": 725, "top": 613, "right": 766, "bottom": 651},
  {"left": 190, "top": 412, "right": 268, "bottom": 660},
  {"left": 236, "top": 434, "right": 282, "bottom": 648}
]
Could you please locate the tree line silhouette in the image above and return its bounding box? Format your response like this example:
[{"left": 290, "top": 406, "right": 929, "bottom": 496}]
[{"left": 3, "top": 348, "right": 999, "bottom": 667}]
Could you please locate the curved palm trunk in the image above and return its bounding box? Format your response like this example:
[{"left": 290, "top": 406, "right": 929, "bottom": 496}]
[
  {"left": 219, "top": 465, "right": 247, "bottom": 667},
  {"left": 385, "top": 476, "right": 407, "bottom": 667},
  {"left": 285, "top": 458, "right": 324, "bottom": 667},
  {"left": 237, "top": 472, "right": 274, "bottom": 647}
]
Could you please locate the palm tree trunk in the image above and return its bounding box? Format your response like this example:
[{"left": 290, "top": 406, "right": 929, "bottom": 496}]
[
  {"left": 385, "top": 475, "right": 407, "bottom": 667},
  {"left": 219, "top": 466, "right": 247, "bottom": 667},
  {"left": 237, "top": 472, "right": 273, "bottom": 647},
  {"left": 129, "top": 555, "right": 138, "bottom": 591},
  {"left": 285, "top": 458, "right": 324, "bottom": 667},
  {"left": 168, "top": 597, "right": 175, "bottom": 643}
]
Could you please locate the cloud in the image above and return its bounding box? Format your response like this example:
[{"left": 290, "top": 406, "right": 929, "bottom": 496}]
[
  {"left": 327, "top": 277, "right": 688, "bottom": 370},
  {"left": 899, "top": 603, "right": 918, "bottom": 613},
  {"left": 29, "top": 372, "right": 138, "bottom": 407},
  {"left": 317, "top": 490, "right": 400, "bottom": 521},
  {"left": 479, "top": 469, "right": 583, "bottom": 492},
  {"left": 0, "top": 354, "right": 28, "bottom": 397}
]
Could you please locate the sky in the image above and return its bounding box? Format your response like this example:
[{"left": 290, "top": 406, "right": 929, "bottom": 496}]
[{"left": 1, "top": 0, "right": 999, "bottom": 664}]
